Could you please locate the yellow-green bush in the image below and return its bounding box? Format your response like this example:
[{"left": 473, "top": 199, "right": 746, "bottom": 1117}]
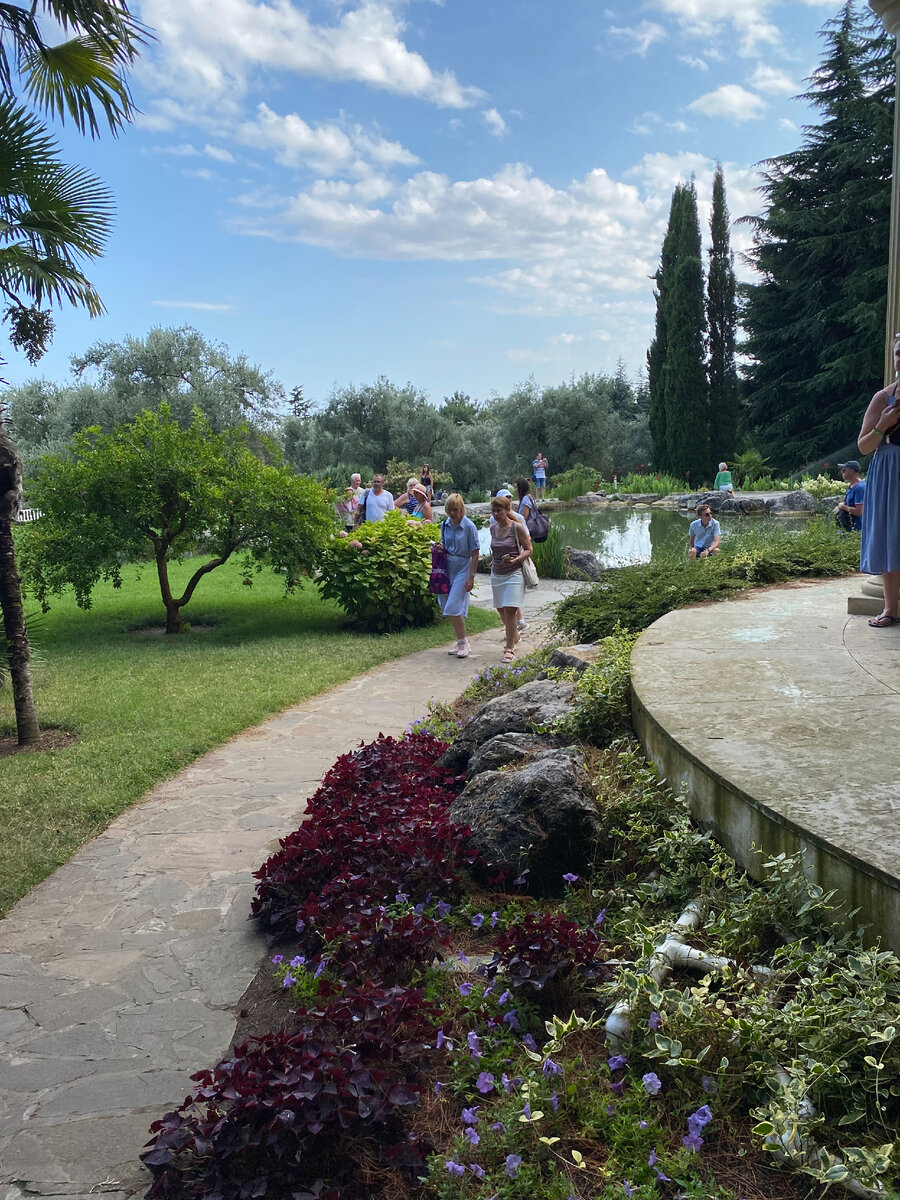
[{"left": 318, "top": 511, "right": 439, "bottom": 632}]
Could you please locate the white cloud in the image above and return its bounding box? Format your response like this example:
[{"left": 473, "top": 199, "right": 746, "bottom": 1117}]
[
  {"left": 227, "top": 153, "right": 765, "bottom": 317},
  {"left": 607, "top": 20, "right": 666, "bottom": 56},
  {"left": 152, "top": 300, "right": 235, "bottom": 310},
  {"left": 551, "top": 332, "right": 580, "bottom": 345},
  {"left": 144, "top": 141, "right": 199, "bottom": 156},
  {"left": 688, "top": 84, "right": 767, "bottom": 122},
  {"left": 234, "top": 103, "right": 420, "bottom": 176},
  {"left": 482, "top": 108, "right": 508, "bottom": 138},
  {"left": 746, "top": 64, "right": 796, "bottom": 96},
  {"left": 205, "top": 144, "right": 236, "bottom": 162},
  {"left": 678, "top": 54, "right": 708, "bottom": 70},
  {"left": 628, "top": 111, "right": 691, "bottom": 136},
  {"left": 136, "top": 0, "right": 486, "bottom": 110},
  {"left": 185, "top": 167, "right": 217, "bottom": 181},
  {"left": 643, "top": 0, "right": 781, "bottom": 57}
]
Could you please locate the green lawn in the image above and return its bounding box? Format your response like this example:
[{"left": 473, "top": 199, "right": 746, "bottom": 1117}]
[{"left": 0, "top": 560, "right": 497, "bottom": 915}]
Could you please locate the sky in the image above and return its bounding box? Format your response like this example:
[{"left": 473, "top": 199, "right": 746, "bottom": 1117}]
[{"left": 6, "top": 0, "right": 855, "bottom": 408}]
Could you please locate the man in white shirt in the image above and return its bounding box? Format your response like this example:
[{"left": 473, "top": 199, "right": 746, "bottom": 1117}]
[
  {"left": 363, "top": 474, "right": 394, "bottom": 522},
  {"left": 688, "top": 504, "right": 721, "bottom": 559}
]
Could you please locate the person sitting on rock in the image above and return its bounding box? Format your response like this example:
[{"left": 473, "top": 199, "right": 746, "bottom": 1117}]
[
  {"left": 835, "top": 460, "right": 865, "bottom": 532},
  {"left": 689, "top": 504, "right": 721, "bottom": 559},
  {"left": 714, "top": 461, "right": 734, "bottom": 495}
]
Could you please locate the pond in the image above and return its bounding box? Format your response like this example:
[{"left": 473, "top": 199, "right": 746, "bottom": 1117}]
[{"left": 478, "top": 507, "right": 810, "bottom": 568}]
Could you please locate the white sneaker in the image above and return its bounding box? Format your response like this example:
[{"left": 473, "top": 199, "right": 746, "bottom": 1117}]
[
  {"left": 517, "top": 619, "right": 527, "bottom": 632},
  {"left": 457, "top": 639, "right": 471, "bottom": 658},
  {"left": 448, "top": 642, "right": 463, "bottom": 654}
]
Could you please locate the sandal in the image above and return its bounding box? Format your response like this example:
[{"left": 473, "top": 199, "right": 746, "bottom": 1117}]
[
  {"left": 502, "top": 649, "right": 515, "bottom": 663},
  {"left": 868, "top": 613, "right": 900, "bottom": 628}
]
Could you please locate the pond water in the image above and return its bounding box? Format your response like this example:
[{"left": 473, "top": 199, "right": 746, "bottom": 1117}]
[{"left": 478, "top": 507, "right": 809, "bottom": 568}]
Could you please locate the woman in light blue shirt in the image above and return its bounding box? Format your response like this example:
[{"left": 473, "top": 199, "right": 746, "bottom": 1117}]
[{"left": 439, "top": 493, "right": 481, "bottom": 658}]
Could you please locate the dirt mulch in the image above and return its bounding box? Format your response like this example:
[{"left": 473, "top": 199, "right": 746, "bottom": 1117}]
[{"left": 0, "top": 727, "right": 77, "bottom": 757}]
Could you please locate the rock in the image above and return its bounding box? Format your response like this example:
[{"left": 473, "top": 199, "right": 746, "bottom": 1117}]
[
  {"left": 466, "top": 732, "right": 563, "bottom": 779},
  {"left": 437, "top": 679, "right": 576, "bottom": 770},
  {"left": 566, "top": 547, "right": 604, "bottom": 581},
  {"left": 545, "top": 644, "right": 601, "bottom": 675},
  {"left": 769, "top": 489, "right": 819, "bottom": 515},
  {"left": 450, "top": 747, "right": 603, "bottom": 890}
]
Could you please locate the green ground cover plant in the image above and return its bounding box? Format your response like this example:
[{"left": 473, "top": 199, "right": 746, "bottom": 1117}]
[
  {"left": 554, "top": 518, "right": 859, "bottom": 642},
  {"left": 0, "top": 558, "right": 497, "bottom": 915},
  {"left": 614, "top": 472, "right": 691, "bottom": 496}
]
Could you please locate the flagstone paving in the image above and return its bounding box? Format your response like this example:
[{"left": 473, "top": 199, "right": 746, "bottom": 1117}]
[{"left": 0, "top": 585, "right": 575, "bottom": 1199}]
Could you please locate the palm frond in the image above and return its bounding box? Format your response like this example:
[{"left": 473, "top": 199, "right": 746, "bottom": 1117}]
[
  {"left": 0, "top": 244, "right": 105, "bottom": 315},
  {"left": 22, "top": 34, "right": 138, "bottom": 137},
  {"left": 0, "top": 3, "right": 42, "bottom": 92}
]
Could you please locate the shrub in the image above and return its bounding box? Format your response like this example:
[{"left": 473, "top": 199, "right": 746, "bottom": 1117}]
[
  {"left": 801, "top": 472, "right": 845, "bottom": 499},
  {"left": 531, "top": 524, "right": 567, "bottom": 579},
  {"left": 550, "top": 462, "right": 603, "bottom": 501},
  {"left": 616, "top": 471, "right": 686, "bottom": 496},
  {"left": 554, "top": 627, "right": 637, "bottom": 745},
  {"left": 554, "top": 519, "right": 858, "bottom": 641},
  {"left": 318, "top": 511, "right": 438, "bottom": 632},
  {"left": 142, "top": 985, "right": 441, "bottom": 1200}
]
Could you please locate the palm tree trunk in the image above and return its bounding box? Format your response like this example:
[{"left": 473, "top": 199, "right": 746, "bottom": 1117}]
[{"left": 0, "top": 422, "right": 40, "bottom": 746}]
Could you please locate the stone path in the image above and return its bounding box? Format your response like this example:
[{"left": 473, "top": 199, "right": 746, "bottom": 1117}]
[{"left": 0, "top": 582, "right": 579, "bottom": 1199}]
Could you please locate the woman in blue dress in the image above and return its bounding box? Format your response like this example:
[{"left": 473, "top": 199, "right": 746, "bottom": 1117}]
[
  {"left": 859, "top": 333, "right": 900, "bottom": 627},
  {"left": 438, "top": 493, "right": 481, "bottom": 658}
]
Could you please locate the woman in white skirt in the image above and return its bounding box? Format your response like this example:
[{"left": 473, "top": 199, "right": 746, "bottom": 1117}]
[{"left": 489, "top": 494, "right": 533, "bottom": 661}]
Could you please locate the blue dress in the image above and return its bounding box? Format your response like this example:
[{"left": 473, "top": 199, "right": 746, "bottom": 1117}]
[
  {"left": 438, "top": 517, "right": 480, "bottom": 617},
  {"left": 861, "top": 441, "right": 900, "bottom": 573}
]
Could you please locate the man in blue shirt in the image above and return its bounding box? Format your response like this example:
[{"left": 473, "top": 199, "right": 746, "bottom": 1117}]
[
  {"left": 835, "top": 461, "right": 865, "bottom": 532},
  {"left": 688, "top": 504, "right": 721, "bottom": 559}
]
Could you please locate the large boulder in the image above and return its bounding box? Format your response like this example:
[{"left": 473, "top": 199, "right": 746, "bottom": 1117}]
[
  {"left": 450, "top": 747, "right": 603, "bottom": 890},
  {"left": 437, "top": 679, "right": 576, "bottom": 770},
  {"left": 566, "top": 547, "right": 604, "bottom": 581},
  {"left": 545, "top": 644, "right": 601, "bottom": 675},
  {"left": 769, "top": 489, "right": 819, "bottom": 515},
  {"left": 466, "top": 732, "right": 563, "bottom": 779}
]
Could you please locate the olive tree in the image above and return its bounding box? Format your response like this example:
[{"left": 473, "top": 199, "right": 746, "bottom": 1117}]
[{"left": 20, "top": 405, "right": 335, "bottom": 633}]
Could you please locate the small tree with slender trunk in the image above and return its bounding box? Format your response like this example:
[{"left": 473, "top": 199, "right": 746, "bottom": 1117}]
[{"left": 19, "top": 405, "right": 336, "bottom": 635}]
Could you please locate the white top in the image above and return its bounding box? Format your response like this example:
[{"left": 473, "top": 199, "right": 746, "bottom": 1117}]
[{"left": 365, "top": 490, "right": 395, "bottom": 521}]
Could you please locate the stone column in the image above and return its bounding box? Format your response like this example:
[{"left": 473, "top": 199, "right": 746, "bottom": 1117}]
[{"left": 870, "top": 0, "right": 900, "bottom": 382}]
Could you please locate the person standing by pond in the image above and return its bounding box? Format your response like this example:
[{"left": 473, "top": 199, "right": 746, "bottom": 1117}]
[
  {"left": 858, "top": 333, "right": 900, "bottom": 627},
  {"left": 532, "top": 452, "right": 548, "bottom": 499},
  {"left": 688, "top": 504, "right": 721, "bottom": 559},
  {"left": 490, "top": 494, "right": 533, "bottom": 662},
  {"left": 835, "top": 461, "right": 865, "bottom": 532},
  {"left": 438, "top": 494, "right": 480, "bottom": 658}
]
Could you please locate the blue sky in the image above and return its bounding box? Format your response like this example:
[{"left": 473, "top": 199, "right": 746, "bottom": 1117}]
[{"left": 8, "top": 0, "right": 847, "bottom": 407}]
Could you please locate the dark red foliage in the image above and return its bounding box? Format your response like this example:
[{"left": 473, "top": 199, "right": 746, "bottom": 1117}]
[
  {"left": 142, "top": 986, "right": 441, "bottom": 1200},
  {"left": 324, "top": 909, "right": 450, "bottom": 984},
  {"left": 252, "top": 735, "right": 478, "bottom": 936},
  {"left": 488, "top": 912, "right": 614, "bottom": 996}
]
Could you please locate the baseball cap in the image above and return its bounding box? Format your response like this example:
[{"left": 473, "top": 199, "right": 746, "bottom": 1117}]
[
  {"left": 495, "top": 488, "right": 512, "bottom": 497},
  {"left": 837, "top": 460, "right": 860, "bottom": 472}
]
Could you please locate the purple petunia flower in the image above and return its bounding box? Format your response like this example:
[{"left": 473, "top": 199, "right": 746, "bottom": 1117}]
[
  {"left": 505, "top": 1154, "right": 522, "bottom": 1179},
  {"left": 446, "top": 1161, "right": 465, "bottom": 1176},
  {"left": 271, "top": 955, "right": 283, "bottom": 965},
  {"left": 461, "top": 1106, "right": 479, "bottom": 1125},
  {"left": 464, "top": 1127, "right": 480, "bottom": 1146},
  {"left": 522, "top": 1101, "right": 531, "bottom": 1120},
  {"left": 610, "top": 1080, "right": 625, "bottom": 1097},
  {"left": 688, "top": 1105, "right": 713, "bottom": 1135},
  {"left": 513, "top": 869, "right": 530, "bottom": 886},
  {"left": 476, "top": 1071, "right": 495, "bottom": 1094},
  {"left": 471, "top": 913, "right": 485, "bottom": 928},
  {"left": 550, "top": 1090, "right": 559, "bottom": 1112},
  {"left": 282, "top": 974, "right": 296, "bottom": 988},
  {"left": 502, "top": 1010, "right": 521, "bottom": 1032},
  {"left": 313, "top": 959, "right": 326, "bottom": 979},
  {"left": 395, "top": 893, "right": 409, "bottom": 903},
  {"left": 490, "top": 910, "right": 500, "bottom": 928},
  {"left": 290, "top": 955, "right": 305, "bottom": 968},
  {"left": 491, "top": 1121, "right": 506, "bottom": 1132},
  {"left": 436, "top": 1029, "right": 447, "bottom": 1050},
  {"left": 648, "top": 1149, "right": 657, "bottom": 1167},
  {"left": 522, "top": 1033, "right": 538, "bottom": 1052},
  {"left": 498, "top": 990, "right": 512, "bottom": 1006},
  {"left": 458, "top": 982, "right": 473, "bottom": 997},
  {"left": 468, "top": 1164, "right": 486, "bottom": 1179},
  {"left": 433, "top": 1081, "right": 443, "bottom": 1096},
  {"left": 542, "top": 1058, "right": 564, "bottom": 1077},
  {"left": 606, "top": 1103, "right": 617, "bottom": 1115},
  {"left": 682, "top": 1131, "right": 704, "bottom": 1152},
  {"left": 608, "top": 1054, "right": 627, "bottom": 1071},
  {"left": 701, "top": 1075, "right": 718, "bottom": 1094},
  {"left": 295, "top": 917, "right": 305, "bottom": 932},
  {"left": 623, "top": 1183, "right": 635, "bottom": 1199},
  {"left": 436, "top": 900, "right": 452, "bottom": 918},
  {"left": 642, "top": 1072, "right": 662, "bottom": 1095},
  {"left": 562, "top": 872, "right": 579, "bottom": 884},
  {"left": 639, "top": 1120, "right": 648, "bottom": 1129},
  {"left": 648, "top": 1011, "right": 661, "bottom": 1031},
  {"left": 467, "top": 1031, "right": 480, "bottom": 1053},
  {"left": 458, "top": 950, "right": 469, "bottom": 965},
  {"left": 594, "top": 907, "right": 607, "bottom": 927}
]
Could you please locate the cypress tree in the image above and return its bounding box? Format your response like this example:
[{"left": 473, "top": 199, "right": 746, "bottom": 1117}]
[
  {"left": 662, "top": 181, "right": 708, "bottom": 482},
  {"left": 647, "top": 188, "right": 683, "bottom": 474},
  {"left": 741, "top": 2, "right": 893, "bottom": 471},
  {"left": 707, "top": 164, "right": 739, "bottom": 465}
]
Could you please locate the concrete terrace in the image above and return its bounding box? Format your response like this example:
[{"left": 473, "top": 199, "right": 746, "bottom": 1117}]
[{"left": 631, "top": 575, "right": 900, "bottom": 954}]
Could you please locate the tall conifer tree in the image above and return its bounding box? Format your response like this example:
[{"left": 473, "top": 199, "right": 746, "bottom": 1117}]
[
  {"left": 662, "top": 181, "right": 708, "bottom": 481},
  {"left": 648, "top": 188, "right": 683, "bottom": 474},
  {"left": 707, "top": 164, "right": 739, "bottom": 464},
  {"left": 741, "top": 2, "right": 892, "bottom": 471}
]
